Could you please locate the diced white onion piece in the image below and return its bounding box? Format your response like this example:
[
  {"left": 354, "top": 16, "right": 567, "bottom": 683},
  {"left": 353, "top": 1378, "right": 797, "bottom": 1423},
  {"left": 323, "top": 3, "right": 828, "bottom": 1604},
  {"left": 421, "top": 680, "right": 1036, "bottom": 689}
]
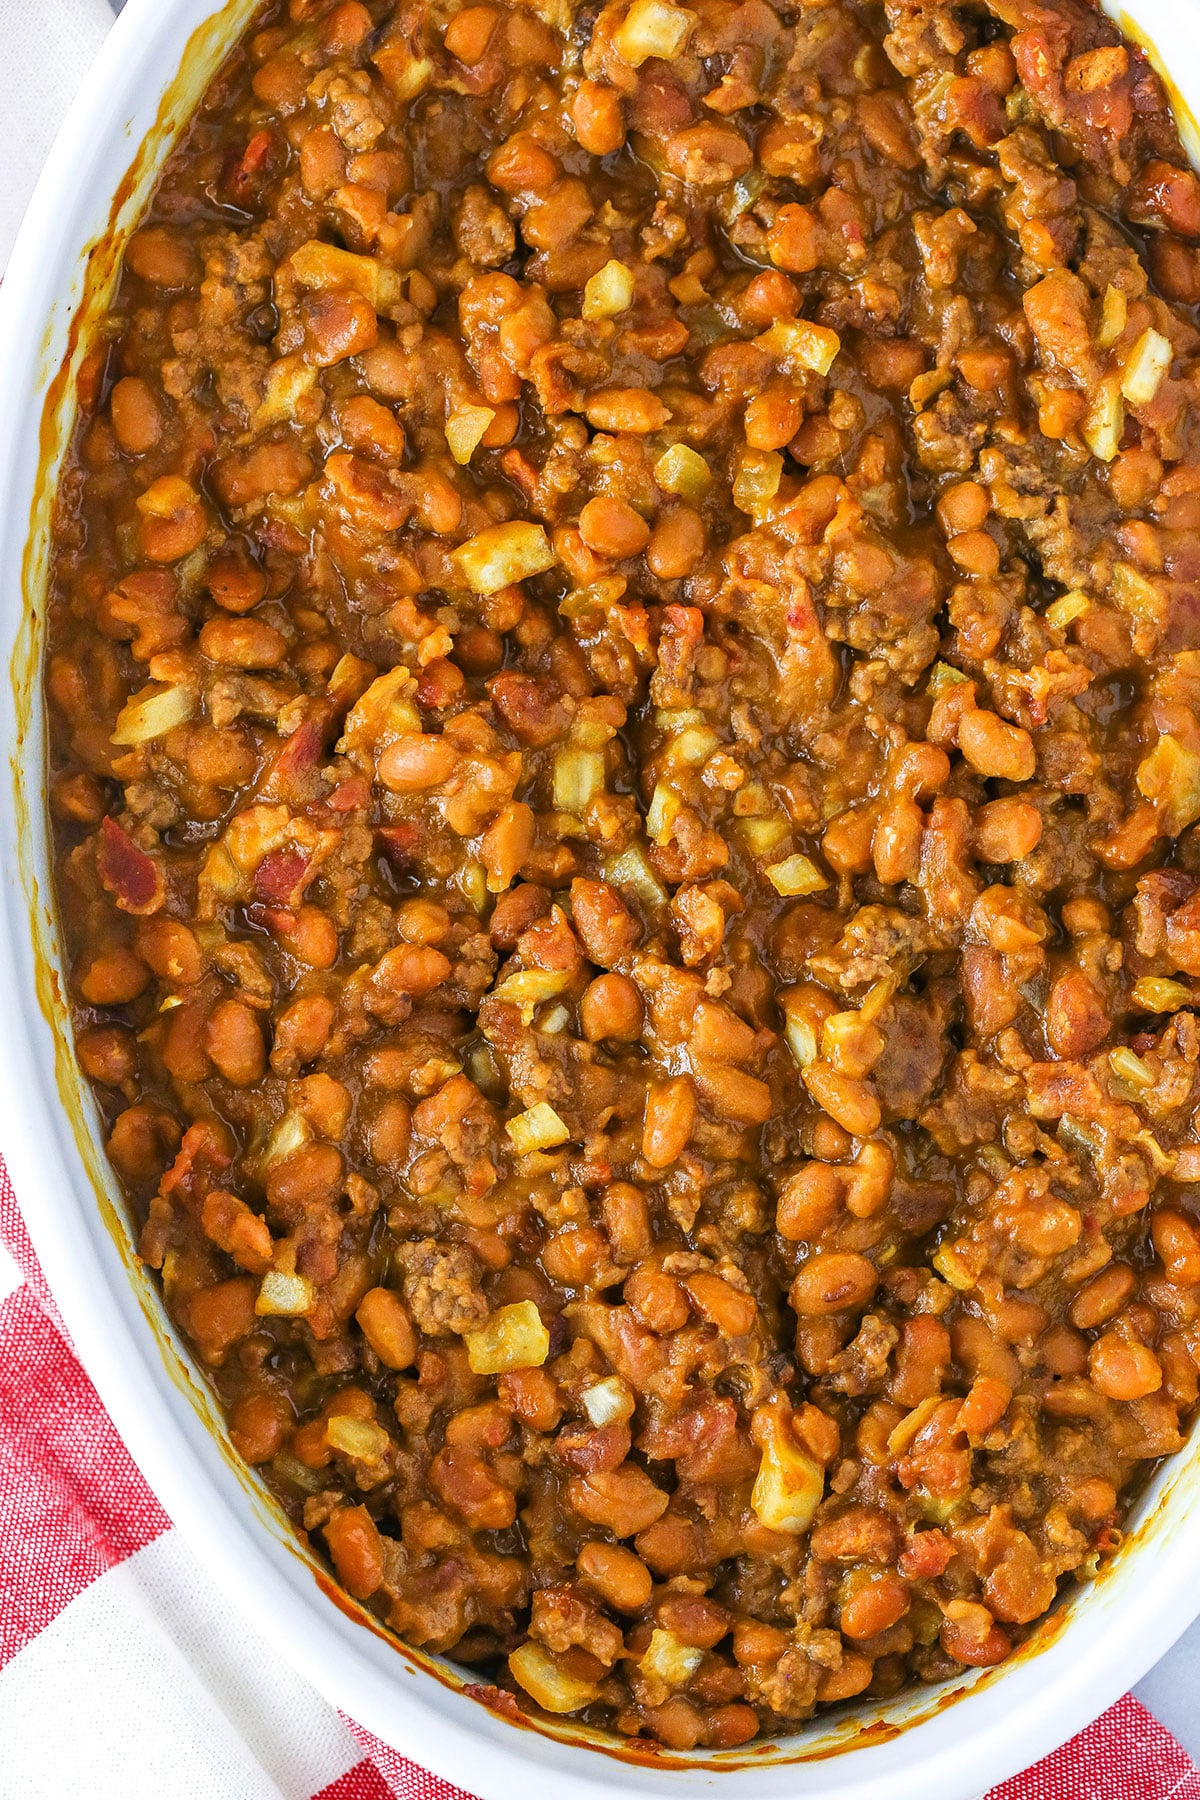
[
  {"left": 1137, "top": 734, "right": 1200, "bottom": 835},
  {"left": 605, "top": 844, "right": 668, "bottom": 908},
  {"left": 755, "top": 319, "right": 841, "bottom": 376},
  {"left": 926, "top": 661, "right": 969, "bottom": 698},
  {"left": 451, "top": 521, "right": 557, "bottom": 594},
  {"left": 1110, "top": 561, "right": 1163, "bottom": 623},
  {"left": 290, "top": 239, "right": 401, "bottom": 312},
  {"left": 466, "top": 1299, "right": 551, "bottom": 1374},
  {"left": 509, "top": 1642, "right": 600, "bottom": 1713},
  {"left": 583, "top": 259, "right": 635, "bottom": 321},
  {"left": 553, "top": 747, "right": 605, "bottom": 813},
  {"left": 1109, "top": 1045, "right": 1154, "bottom": 1089},
  {"left": 932, "top": 1241, "right": 977, "bottom": 1292},
  {"left": 785, "top": 1015, "right": 819, "bottom": 1069},
  {"left": 339, "top": 666, "right": 421, "bottom": 754},
  {"left": 639, "top": 1628, "right": 704, "bottom": 1687},
  {"left": 886, "top": 1395, "right": 941, "bottom": 1456},
  {"left": 492, "top": 968, "right": 573, "bottom": 1007},
  {"left": 539, "top": 1002, "right": 572, "bottom": 1035},
  {"left": 1081, "top": 374, "right": 1124, "bottom": 462},
  {"left": 765, "top": 853, "right": 828, "bottom": 897},
  {"left": 1120, "top": 328, "right": 1172, "bottom": 407},
  {"left": 262, "top": 1108, "right": 312, "bottom": 1168},
  {"left": 654, "top": 443, "right": 712, "bottom": 502},
  {"left": 254, "top": 353, "right": 321, "bottom": 430},
  {"left": 112, "top": 683, "right": 197, "bottom": 746},
  {"left": 445, "top": 404, "right": 495, "bottom": 465},
  {"left": 458, "top": 858, "right": 489, "bottom": 913},
  {"left": 656, "top": 707, "right": 706, "bottom": 730},
  {"left": 581, "top": 1376, "right": 634, "bottom": 1427},
  {"left": 256, "top": 1270, "right": 315, "bottom": 1317},
  {"left": 733, "top": 449, "right": 783, "bottom": 521},
  {"left": 326, "top": 1414, "right": 392, "bottom": 1460},
  {"left": 667, "top": 725, "right": 721, "bottom": 767},
  {"left": 298, "top": 241, "right": 390, "bottom": 304},
  {"left": 646, "top": 781, "right": 680, "bottom": 843},
  {"left": 750, "top": 1403, "right": 824, "bottom": 1535},
  {"left": 1132, "top": 977, "right": 1193, "bottom": 1013},
  {"left": 1045, "top": 591, "right": 1091, "bottom": 630},
  {"left": 614, "top": 0, "right": 695, "bottom": 68},
  {"left": 506, "top": 1101, "right": 571, "bottom": 1156},
  {"left": 1096, "top": 284, "right": 1127, "bottom": 350},
  {"left": 741, "top": 816, "right": 790, "bottom": 857}
]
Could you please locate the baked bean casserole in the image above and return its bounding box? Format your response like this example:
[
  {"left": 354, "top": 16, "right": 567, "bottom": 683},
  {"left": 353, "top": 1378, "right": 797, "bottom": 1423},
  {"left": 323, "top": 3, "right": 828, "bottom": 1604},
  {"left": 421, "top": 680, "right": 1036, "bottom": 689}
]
[{"left": 44, "top": 0, "right": 1200, "bottom": 1748}]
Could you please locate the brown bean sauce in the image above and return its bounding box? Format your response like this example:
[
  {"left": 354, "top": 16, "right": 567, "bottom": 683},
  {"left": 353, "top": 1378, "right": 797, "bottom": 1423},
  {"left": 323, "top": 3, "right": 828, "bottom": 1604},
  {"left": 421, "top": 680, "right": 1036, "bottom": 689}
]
[{"left": 43, "top": 0, "right": 1200, "bottom": 1749}]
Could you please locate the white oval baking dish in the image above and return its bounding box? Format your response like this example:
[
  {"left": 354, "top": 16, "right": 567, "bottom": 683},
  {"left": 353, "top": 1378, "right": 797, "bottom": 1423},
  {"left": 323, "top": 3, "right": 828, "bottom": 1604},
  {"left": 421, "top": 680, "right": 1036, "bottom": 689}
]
[{"left": 4, "top": 2, "right": 1200, "bottom": 1794}]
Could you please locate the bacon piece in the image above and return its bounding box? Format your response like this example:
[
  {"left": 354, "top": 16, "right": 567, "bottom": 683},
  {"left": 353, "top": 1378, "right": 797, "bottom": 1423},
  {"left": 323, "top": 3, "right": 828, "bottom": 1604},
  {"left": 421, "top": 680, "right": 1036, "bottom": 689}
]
[
  {"left": 253, "top": 845, "right": 315, "bottom": 906},
  {"left": 224, "top": 128, "right": 276, "bottom": 205},
  {"left": 376, "top": 822, "right": 419, "bottom": 867},
  {"left": 97, "top": 816, "right": 165, "bottom": 915},
  {"left": 260, "top": 712, "right": 331, "bottom": 803}
]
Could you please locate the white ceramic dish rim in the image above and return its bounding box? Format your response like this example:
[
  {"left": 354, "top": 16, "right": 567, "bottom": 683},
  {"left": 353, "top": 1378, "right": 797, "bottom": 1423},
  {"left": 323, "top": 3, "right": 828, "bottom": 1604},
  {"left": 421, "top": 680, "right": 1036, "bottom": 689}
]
[{"left": 5, "top": 1, "right": 1200, "bottom": 1794}]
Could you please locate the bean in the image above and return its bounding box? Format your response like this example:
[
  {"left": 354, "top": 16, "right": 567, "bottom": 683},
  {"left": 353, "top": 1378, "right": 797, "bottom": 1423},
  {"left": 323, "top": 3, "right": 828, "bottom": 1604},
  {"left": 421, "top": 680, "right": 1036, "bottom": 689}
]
[
  {"left": 577, "top": 1541, "right": 653, "bottom": 1612},
  {"left": 377, "top": 733, "right": 457, "bottom": 791},
  {"left": 572, "top": 80, "right": 625, "bottom": 155},
  {"left": 431, "top": 1447, "right": 516, "bottom": 1530},
  {"left": 872, "top": 796, "right": 923, "bottom": 885},
  {"left": 642, "top": 1076, "right": 696, "bottom": 1167},
  {"left": 79, "top": 946, "right": 149, "bottom": 1006},
  {"left": 566, "top": 1463, "right": 670, "bottom": 1536},
  {"left": 692, "top": 1058, "right": 773, "bottom": 1126},
  {"left": 581, "top": 972, "right": 643, "bottom": 1042},
  {"left": 324, "top": 1505, "right": 385, "bottom": 1599},
  {"left": 600, "top": 1182, "right": 651, "bottom": 1260},
  {"left": 1046, "top": 969, "right": 1110, "bottom": 1059},
  {"left": 444, "top": 4, "right": 498, "bottom": 63},
  {"left": 199, "top": 616, "right": 287, "bottom": 669},
  {"left": 480, "top": 802, "right": 534, "bottom": 893},
  {"left": 625, "top": 1265, "right": 690, "bottom": 1333},
  {"left": 975, "top": 797, "right": 1042, "bottom": 863},
  {"left": 840, "top": 1574, "right": 910, "bottom": 1641},
  {"left": 578, "top": 496, "right": 651, "bottom": 559},
  {"left": 356, "top": 1287, "right": 418, "bottom": 1369},
  {"left": 272, "top": 904, "right": 340, "bottom": 969},
  {"left": 947, "top": 529, "right": 1000, "bottom": 576},
  {"left": 802, "top": 1063, "right": 881, "bottom": 1137},
  {"left": 229, "top": 1391, "right": 289, "bottom": 1464},
  {"left": 647, "top": 505, "right": 705, "bottom": 578},
  {"left": 1069, "top": 1263, "right": 1137, "bottom": 1330},
  {"left": 571, "top": 877, "right": 639, "bottom": 965},
  {"left": 585, "top": 388, "right": 671, "bottom": 434},
  {"left": 135, "top": 916, "right": 203, "bottom": 984},
  {"left": 1151, "top": 1210, "right": 1200, "bottom": 1285},
  {"left": 205, "top": 999, "right": 266, "bottom": 1086},
  {"left": 940, "top": 1607, "right": 1011, "bottom": 1668},
  {"left": 1089, "top": 1332, "right": 1162, "bottom": 1400},
  {"left": 937, "top": 480, "right": 989, "bottom": 533},
  {"left": 745, "top": 386, "right": 804, "bottom": 450},
  {"left": 110, "top": 376, "right": 162, "bottom": 454},
  {"left": 958, "top": 708, "right": 1036, "bottom": 782},
  {"left": 790, "top": 1252, "right": 878, "bottom": 1317},
  {"left": 684, "top": 1271, "right": 757, "bottom": 1336},
  {"left": 77, "top": 1022, "right": 137, "bottom": 1088}
]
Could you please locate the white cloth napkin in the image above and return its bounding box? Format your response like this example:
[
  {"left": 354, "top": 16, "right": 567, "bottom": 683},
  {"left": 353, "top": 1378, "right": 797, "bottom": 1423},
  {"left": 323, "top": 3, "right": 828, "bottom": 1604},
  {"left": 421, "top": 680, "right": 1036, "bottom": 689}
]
[
  {"left": 3, "top": 0, "right": 1200, "bottom": 1781},
  {"left": 0, "top": 0, "right": 114, "bottom": 268}
]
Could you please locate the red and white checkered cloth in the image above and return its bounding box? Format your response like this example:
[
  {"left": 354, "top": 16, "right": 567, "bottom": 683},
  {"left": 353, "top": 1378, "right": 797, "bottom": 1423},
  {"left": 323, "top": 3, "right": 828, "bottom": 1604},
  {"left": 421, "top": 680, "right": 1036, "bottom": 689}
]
[{"left": 1, "top": 1158, "right": 1198, "bottom": 1799}]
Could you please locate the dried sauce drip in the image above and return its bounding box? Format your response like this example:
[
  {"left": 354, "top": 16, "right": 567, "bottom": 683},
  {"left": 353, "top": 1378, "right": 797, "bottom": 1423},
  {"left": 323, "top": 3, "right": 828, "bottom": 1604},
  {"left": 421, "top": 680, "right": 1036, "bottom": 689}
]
[{"left": 43, "top": 0, "right": 1200, "bottom": 1748}]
